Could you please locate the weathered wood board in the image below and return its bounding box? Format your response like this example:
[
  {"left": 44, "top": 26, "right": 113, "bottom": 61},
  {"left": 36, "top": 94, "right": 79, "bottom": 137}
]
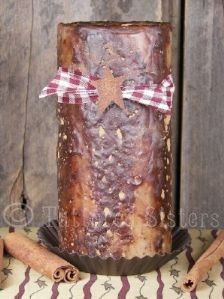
[
  {"left": 0, "top": 0, "right": 181, "bottom": 226},
  {"left": 180, "top": 0, "right": 224, "bottom": 228},
  {"left": 0, "top": 0, "right": 32, "bottom": 226}
]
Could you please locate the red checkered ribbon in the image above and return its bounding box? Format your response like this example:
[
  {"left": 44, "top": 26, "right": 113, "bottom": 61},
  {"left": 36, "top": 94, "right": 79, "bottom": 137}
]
[{"left": 39, "top": 67, "right": 174, "bottom": 113}]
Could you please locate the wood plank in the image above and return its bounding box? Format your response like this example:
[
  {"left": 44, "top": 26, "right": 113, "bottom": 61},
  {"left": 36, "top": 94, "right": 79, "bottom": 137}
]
[
  {"left": 162, "top": 0, "right": 182, "bottom": 223},
  {"left": 0, "top": 0, "right": 32, "bottom": 226},
  {"left": 22, "top": 0, "right": 181, "bottom": 225},
  {"left": 24, "top": 0, "right": 98, "bottom": 225},
  {"left": 181, "top": 0, "right": 224, "bottom": 228}
]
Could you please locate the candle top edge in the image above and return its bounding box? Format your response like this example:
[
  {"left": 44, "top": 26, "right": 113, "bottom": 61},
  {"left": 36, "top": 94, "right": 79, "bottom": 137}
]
[{"left": 58, "top": 21, "right": 171, "bottom": 29}]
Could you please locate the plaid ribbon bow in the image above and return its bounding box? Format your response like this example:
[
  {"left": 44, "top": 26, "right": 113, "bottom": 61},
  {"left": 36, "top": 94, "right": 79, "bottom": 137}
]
[{"left": 39, "top": 67, "right": 174, "bottom": 113}]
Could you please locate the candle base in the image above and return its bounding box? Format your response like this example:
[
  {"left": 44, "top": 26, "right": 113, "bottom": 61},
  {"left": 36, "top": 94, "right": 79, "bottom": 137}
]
[{"left": 38, "top": 220, "right": 189, "bottom": 275}]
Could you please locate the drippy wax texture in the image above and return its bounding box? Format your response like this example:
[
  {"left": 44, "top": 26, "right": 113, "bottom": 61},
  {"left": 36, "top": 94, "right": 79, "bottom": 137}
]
[{"left": 57, "top": 22, "right": 172, "bottom": 259}]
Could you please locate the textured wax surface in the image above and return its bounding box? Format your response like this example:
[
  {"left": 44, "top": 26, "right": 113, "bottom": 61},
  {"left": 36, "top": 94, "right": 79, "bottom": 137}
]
[{"left": 57, "top": 22, "right": 172, "bottom": 259}]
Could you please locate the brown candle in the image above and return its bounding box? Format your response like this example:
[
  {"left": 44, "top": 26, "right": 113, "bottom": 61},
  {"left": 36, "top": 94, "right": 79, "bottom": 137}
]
[{"left": 57, "top": 22, "right": 172, "bottom": 259}]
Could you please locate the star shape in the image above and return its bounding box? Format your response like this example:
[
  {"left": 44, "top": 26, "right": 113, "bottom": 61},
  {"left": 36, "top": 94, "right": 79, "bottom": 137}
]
[
  {"left": 91, "top": 66, "right": 125, "bottom": 112},
  {"left": 2, "top": 268, "right": 13, "bottom": 275},
  {"left": 137, "top": 275, "right": 147, "bottom": 282},
  {"left": 102, "top": 281, "right": 115, "bottom": 290},
  {"left": 35, "top": 278, "right": 48, "bottom": 288},
  {"left": 169, "top": 269, "right": 180, "bottom": 277}
]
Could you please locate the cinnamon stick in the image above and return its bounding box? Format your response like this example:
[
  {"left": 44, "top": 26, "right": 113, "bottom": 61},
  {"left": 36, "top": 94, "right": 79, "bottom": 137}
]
[
  {"left": 4, "top": 232, "right": 80, "bottom": 283},
  {"left": 181, "top": 230, "right": 224, "bottom": 292}
]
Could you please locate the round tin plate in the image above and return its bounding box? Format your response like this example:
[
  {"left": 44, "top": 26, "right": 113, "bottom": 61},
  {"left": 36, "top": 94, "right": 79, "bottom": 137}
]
[{"left": 38, "top": 220, "right": 190, "bottom": 276}]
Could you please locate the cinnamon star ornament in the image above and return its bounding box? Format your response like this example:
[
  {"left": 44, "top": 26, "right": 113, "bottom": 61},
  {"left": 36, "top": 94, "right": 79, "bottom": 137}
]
[{"left": 92, "top": 66, "right": 125, "bottom": 112}]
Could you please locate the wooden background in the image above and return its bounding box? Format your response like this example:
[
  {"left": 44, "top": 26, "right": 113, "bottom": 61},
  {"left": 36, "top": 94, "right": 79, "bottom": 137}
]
[{"left": 0, "top": 0, "right": 223, "bottom": 228}]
